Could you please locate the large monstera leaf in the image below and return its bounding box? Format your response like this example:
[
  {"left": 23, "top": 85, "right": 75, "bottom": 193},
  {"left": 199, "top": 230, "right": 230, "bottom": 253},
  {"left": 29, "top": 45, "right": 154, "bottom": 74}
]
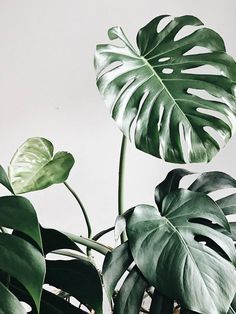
[
  {"left": 126, "top": 189, "right": 236, "bottom": 314},
  {"left": 8, "top": 137, "right": 75, "bottom": 194},
  {"left": 95, "top": 15, "right": 236, "bottom": 163}
]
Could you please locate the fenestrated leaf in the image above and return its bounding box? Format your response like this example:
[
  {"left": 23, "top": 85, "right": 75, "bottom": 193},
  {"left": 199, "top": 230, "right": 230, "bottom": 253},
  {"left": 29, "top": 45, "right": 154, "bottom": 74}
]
[
  {"left": 102, "top": 242, "right": 133, "bottom": 300},
  {"left": 114, "top": 266, "right": 147, "bottom": 314},
  {"left": 0, "top": 165, "right": 13, "bottom": 193},
  {"left": 126, "top": 189, "right": 236, "bottom": 314},
  {"left": 0, "top": 196, "right": 42, "bottom": 248},
  {"left": 0, "top": 281, "right": 26, "bottom": 314},
  {"left": 45, "top": 259, "right": 103, "bottom": 314},
  {"left": 150, "top": 290, "right": 174, "bottom": 314},
  {"left": 216, "top": 194, "right": 236, "bottom": 216},
  {"left": 8, "top": 137, "right": 75, "bottom": 194},
  {"left": 40, "top": 227, "right": 83, "bottom": 255},
  {"left": 189, "top": 171, "right": 236, "bottom": 193},
  {"left": 0, "top": 234, "right": 45, "bottom": 312},
  {"left": 155, "top": 168, "right": 192, "bottom": 209},
  {"left": 95, "top": 15, "right": 236, "bottom": 163}
]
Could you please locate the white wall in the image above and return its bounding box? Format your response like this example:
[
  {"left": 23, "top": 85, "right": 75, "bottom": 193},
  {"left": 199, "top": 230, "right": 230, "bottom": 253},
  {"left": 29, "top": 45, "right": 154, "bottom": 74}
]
[{"left": 0, "top": 0, "right": 235, "bottom": 244}]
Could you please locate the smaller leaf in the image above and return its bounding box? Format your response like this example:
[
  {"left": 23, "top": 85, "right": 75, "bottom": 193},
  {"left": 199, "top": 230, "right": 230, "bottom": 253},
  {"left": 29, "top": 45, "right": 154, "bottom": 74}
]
[
  {"left": 189, "top": 171, "right": 236, "bottom": 194},
  {"left": 9, "top": 137, "right": 75, "bottom": 194},
  {"left": 150, "top": 290, "right": 174, "bottom": 314},
  {"left": 0, "top": 281, "right": 26, "bottom": 314},
  {"left": 155, "top": 169, "right": 192, "bottom": 209},
  {"left": 45, "top": 258, "right": 103, "bottom": 314},
  {"left": 114, "top": 208, "right": 134, "bottom": 241},
  {"left": 0, "top": 165, "right": 13, "bottom": 193},
  {"left": 102, "top": 242, "right": 133, "bottom": 300},
  {"left": 217, "top": 194, "right": 236, "bottom": 216},
  {"left": 114, "top": 266, "right": 147, "bottom": 314}
]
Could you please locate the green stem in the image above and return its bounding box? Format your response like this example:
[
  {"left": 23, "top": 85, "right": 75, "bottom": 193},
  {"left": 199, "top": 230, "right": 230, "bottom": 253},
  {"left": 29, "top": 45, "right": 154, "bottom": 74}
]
[
  {"left": 92, "top": 226, "right": 114, "bottom": 241},
  {"left": 62, "top": 231, "right": 111, "bottom": 255},
  {"left": 64, "top": 182, "right": 92, "bottom": 239},
  {"left": 118, "top": 136, "right": 128, "bottom": 242}
]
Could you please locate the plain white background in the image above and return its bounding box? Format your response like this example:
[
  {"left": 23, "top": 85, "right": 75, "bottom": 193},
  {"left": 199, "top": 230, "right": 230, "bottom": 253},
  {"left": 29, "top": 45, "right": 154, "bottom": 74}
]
[{"left": 0, "top": 0, "right": 236, "bottom": 247}]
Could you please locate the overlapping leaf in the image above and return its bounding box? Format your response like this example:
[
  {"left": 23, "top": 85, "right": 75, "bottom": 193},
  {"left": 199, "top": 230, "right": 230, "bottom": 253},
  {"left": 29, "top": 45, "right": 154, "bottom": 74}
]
[
  {"left": 95, "top": 15, "right": 236, "bottom": 163},
  {"left": 0, "top": 196, "right": 45, "bottom": 313},
  {"left": 126, "top": 189, "right": 236, "bottom": 314}
]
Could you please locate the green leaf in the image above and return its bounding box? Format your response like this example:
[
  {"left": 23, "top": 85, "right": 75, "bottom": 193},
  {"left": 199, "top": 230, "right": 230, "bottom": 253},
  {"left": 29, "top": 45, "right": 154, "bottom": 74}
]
[
  {"left": 155, "top": 168, "right": 192, "bottom": 209},
  {"left": 10, "top": 281, "right": 89, "bottom": 314},
  {"left": 0, "top": 196, "right": 45, "bottom": 312},
  {"left": 126, "top": 189, "right": 236, "bottom": 314},
  {"left": 216, "top": 194, "right": 236, "bottom": 216},
  {"left": 0, "top": 165, "right": 13, "bottom": 193},
  {"left": 102, "top": 242, "right": 133, "bottom": 300},
  {"left": 189, "top": 171, "right": 236, "bottom": 193},
  {"left": 114, "top": 266, "right": 147, "bottom": 314},
  {"left": 40, "top": 227, "right": 83, "bottom": 255},
  {"left": 149, "top": 290, "right": 174, "bottom": 314},
  {"left": 0, "top": 281, "right": 26, "bottom": 314},
  {"left": 0, "top": 196, "right": 42, "bottom": 248},
  {"left": 95, "top": 15, "right": 236, "bottom": 163},
  {"left": 45, "top": 259, "right": 103, "bottom": 314},
  {"left": 0, "top": 234, "right": 45, "bottom": 312},
  {"left": 9, "top": 137, "right": 75, "bottom": 194},
  {"left": 229, "top": 222, "right": 236, "bottom": 241}
]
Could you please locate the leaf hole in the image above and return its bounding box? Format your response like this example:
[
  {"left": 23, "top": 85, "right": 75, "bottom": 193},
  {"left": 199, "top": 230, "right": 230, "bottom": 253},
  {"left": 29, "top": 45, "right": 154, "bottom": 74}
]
[
  {"left": 183, "top": 46, "right": 211, "bottom": 56},
  {"left": 157, "top": 105, "right": 164, "bottom": 132},
  {"left": 204, "top": 126, "right": 225, "bottom": 148},
  {"left": 158, "top": 57, "right": 171, "bottom": 63},
  {"left": 181, "top": 64, "right": 220, "bottom": 76},
  {"left": 187, "top": 88, "right": 220, "bottom": 102},
  {"left": 98, "top": 61, "right": 123, "bottom": 79},
  {"left": 174, "top": 25, "right": 201, "bottom": 41},
  {"left": 130, "top": 90, "right": 149, "bottom": 142},
  {"left": 197, "top": 107, "right": 230, "bottom": 126},
  {"left": 162, "top": 68, "right": 173, "bottom": 74},
  {"left": 179, "top": 123, "right": 189, "bottom": 163},
  {"left": 194, "top": 234, "right": 231, "bottom": 262},
  {"left": 156, "top": 16, "right": 173, "bottom": 33},
  {"left": 20, "top": 302, "right": 32, "bottom": 312}
]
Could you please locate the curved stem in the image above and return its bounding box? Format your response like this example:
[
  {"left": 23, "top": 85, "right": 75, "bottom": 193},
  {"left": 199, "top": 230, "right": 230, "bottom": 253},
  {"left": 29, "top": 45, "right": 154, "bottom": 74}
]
[
  {"left": 92, "top": 226, "right": 114, "bottom": 241},
  {"left": 64, "top": 182, "right": 92, "bottom": 239},
  {"left": 62, "top": 231, "right": 111, "bottom": 255},
  {"left": 118, "top": 136, "right": 128, "bottom": 242}
]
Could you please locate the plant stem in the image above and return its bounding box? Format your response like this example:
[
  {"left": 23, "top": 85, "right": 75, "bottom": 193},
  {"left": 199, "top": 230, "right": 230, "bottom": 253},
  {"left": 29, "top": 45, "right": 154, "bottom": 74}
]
[
  {"left": 92, "top": 226, "right": 114, "bottom": 241},
  {"left": 64, "top": 182, "right": 92, "bottom": 239},
  {"left": 118, "top": 136, "right": 128, "bottom": 243},
  {"left": 62, "top": 231, "right": 111, "bottom": 255}
]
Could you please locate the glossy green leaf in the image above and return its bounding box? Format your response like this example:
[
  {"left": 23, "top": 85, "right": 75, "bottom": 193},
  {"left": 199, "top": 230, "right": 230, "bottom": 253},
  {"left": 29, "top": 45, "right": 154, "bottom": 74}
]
[
  {"left": 0, "top": 165, "right": 13, "bottom": 193},
  {"left": 0, "top": 281, "right": 26, "bottom": 314},
  {"left": 8, "top": 137, "right": 75, "bottom": 194},
  {"left": 189, "top": 171, "right": 236, "bottom": 193},
  {"left": 155, "top": 168, "right": 192, "bottom": 209},
  {"left": 102, "top": 242, "right": 133, "bottom": 300},
  {"left": 95, "top": 15, "right": 236, "bottom": 163},
  {"left": 114, "top": 266, "right": 147, "bottom": 314},
  {"left": 216, "top": 194, "right": 236, "bottom": 216},
  {"left": 150, "top": 290, "right": 174, "bottom": 314},
  {"left": 0, "top": 196, "right": 42, "bottom": 248},
  {"left": 40, "top": 227, "right": 83, "bottom": 255},
  {"left": 0, "top": 234, "right": 45, "bottom": 312},
  {"left": 0, "top": 196, "right": 45, "bottom": 312},
  {"left": 45, "top": 259, "right": 103, "bottom": 314},
  {"left": 126, "top": 189, "right": 236, "bottom": 314}
]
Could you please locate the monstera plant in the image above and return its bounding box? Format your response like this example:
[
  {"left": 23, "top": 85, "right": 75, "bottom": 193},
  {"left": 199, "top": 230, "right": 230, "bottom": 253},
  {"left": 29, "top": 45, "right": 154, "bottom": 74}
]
[{"left": 0, "top": 14, "right": 236, "bottom": 314}]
